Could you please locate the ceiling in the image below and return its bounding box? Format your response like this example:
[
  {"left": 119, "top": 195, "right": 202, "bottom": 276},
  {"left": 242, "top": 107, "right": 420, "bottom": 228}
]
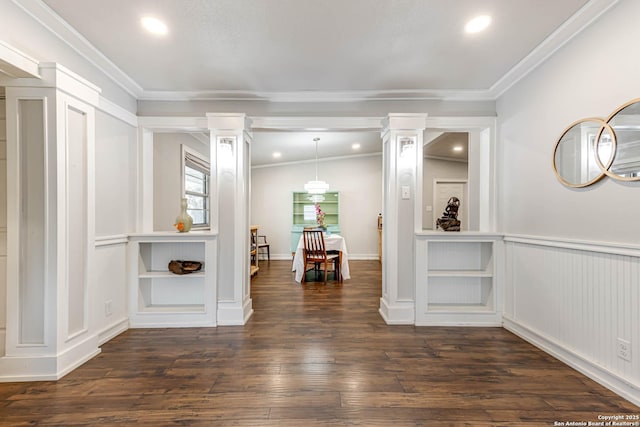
[{"left": 37, "top": 0, "right": 600, "bottom": 165}]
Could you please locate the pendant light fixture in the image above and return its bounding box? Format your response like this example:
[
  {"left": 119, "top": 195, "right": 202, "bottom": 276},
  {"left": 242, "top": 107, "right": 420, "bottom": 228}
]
[{"left": 304, "top": 137, "right": 329, "bottom": 194}]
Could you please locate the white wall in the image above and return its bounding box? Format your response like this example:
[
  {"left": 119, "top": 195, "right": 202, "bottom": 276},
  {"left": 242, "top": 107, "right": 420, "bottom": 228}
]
[
  {"left": 497, "top": 0, "right": 640, "bottom": 404},
  {"left": 0, "top": 97, "right": 6, "bottom": 355},
  {"left": 498, "top": 0, "right": 640, "bottom": 243},
  {"left": 153, "top": 133, "right": 209, "bottom": 232},
  {"left": 422, "top": 158, "right": 468, "bottom": 230},
  {"left": 93, "top": 111, "right": 137, "bottom": 343},
  {"left": 251, "top": 154, "right": 382, "bottom": 259}
]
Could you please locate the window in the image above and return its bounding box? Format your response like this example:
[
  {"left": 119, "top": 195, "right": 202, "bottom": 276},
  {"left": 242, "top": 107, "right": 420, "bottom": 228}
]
[{"left": 183, "top": 146, "right": 210, "bottom": 228}]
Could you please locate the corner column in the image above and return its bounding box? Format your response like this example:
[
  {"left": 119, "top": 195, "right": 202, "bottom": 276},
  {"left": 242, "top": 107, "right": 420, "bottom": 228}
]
[
  {"left": 207, "top": 113, "right": 253, "bottom": 325},
  {"left": 379, "top": 113, "right": 426, "bottom": 324},
  {"left": 1, "top": 63, "right": 100, "bottom": 380}
]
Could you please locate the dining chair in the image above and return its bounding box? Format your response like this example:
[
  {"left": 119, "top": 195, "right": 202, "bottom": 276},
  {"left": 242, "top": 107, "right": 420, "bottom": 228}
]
[
  {"left": 302, "top": 230, "right": 341, "bottom": 284},
  {"left": 256, "top": 235, "right": 270, "bottom": 261}
]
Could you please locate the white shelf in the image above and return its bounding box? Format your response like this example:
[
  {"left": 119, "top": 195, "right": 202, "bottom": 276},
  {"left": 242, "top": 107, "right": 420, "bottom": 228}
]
[
  {"left": 427, "top": 303, "right": 494, "bottom": 312},
  {"left": 416, "top": 235, "right": 503, "bottom": 326},
  {"left": 128, "top": 233, "right": 217, "bottom": 327},
  {"left": 137, "top": 304, "right": 205, "bottom": 313},
  {"left": 138, "top": 271, "right": 205, "bottom": 279},
  {"left": 427, "top": 270, "right": 492, "bottom": 278}
]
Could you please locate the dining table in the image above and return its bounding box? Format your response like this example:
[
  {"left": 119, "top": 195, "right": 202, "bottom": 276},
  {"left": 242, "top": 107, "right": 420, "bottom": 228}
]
[{"left": 292, "top": 233, "right": 351, "bottom": 283}]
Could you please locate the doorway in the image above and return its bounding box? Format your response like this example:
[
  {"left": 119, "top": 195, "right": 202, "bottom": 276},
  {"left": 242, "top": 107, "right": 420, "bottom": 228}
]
[{"left": 433, "top": 179, "right": 468, "bottom": 231}]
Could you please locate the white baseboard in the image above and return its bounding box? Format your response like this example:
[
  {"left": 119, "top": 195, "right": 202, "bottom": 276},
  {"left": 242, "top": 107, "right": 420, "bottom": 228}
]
[
  {"left": 217, "top": 299, "right": 253, "bottom": 325},
  {"left": 97, "top": 317, "right": 129, "bottom": 345},
  {"left": 378, "top": 297, "right": 415, "bottom": 325},
  {"left": 504, "top": 316, "right": 640, "bottom": 406},
  {"left": 415, "top": 311, "right": 502, "bottom": 327},
  {"left": 0, "top": 333, "right": 100, "bottom": 382}
]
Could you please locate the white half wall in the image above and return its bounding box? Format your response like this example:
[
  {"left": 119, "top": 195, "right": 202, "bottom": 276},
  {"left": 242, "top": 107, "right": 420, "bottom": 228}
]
[
  {"left": 504, "top": 237, "right": 640, "bottom": 405},
  {"left": 251, "top": 154, "right": 382, "bottom": 259}
]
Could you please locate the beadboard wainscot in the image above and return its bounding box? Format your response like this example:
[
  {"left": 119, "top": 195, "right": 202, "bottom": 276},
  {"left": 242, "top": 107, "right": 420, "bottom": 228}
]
[
  {"left": 128, "top": 231, "right": 218, "bottom": 328},
  {"left": 415, "top": 232, "right": 504, "bottom": 326},
  {"left": 503, "top": 234, "right": 640, "bottom": 406}
]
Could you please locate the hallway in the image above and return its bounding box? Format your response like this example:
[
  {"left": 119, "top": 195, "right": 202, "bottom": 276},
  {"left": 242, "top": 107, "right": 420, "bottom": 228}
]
[{"left": 0, "top": 260, "right": 637, "bottom": 426}]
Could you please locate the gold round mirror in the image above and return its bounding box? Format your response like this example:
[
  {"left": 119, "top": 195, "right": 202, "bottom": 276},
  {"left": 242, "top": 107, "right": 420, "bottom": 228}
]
[
  {"left": 597, "top": 98, "right": 640, "bottom": 181},
  {"left": 553, "top": 118, "right": 616, "bottom": 188}
]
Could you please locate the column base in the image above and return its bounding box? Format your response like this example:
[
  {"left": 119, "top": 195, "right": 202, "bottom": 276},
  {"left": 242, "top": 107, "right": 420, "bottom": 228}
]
[{"left": 378, "top": 297, "right": 415, "bottom": 325}]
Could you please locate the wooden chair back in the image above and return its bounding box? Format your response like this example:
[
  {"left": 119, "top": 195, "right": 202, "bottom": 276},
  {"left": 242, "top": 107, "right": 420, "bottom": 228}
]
[{"left": 302, "top": 230, "right": 327, "bottom": 261}]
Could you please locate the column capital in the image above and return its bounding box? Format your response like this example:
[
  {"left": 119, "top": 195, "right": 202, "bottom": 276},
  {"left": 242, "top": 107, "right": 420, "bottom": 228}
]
[
  {"left": 383, "top": 113, "right": 428, "bottom": 132},
  {"left": 206, "top": 113, "right": 252, "bottom": 131}
]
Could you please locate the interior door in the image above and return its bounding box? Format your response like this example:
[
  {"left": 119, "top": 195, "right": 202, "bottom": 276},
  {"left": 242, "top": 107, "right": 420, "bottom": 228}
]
[{"left": 433, "top": 180, "right": 467, "bottom": 231}]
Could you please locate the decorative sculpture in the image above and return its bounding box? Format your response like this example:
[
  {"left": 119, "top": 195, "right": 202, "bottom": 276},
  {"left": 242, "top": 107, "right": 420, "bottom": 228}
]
[{"left": 436, "top": 197, "right": 461, "bottom": 232}]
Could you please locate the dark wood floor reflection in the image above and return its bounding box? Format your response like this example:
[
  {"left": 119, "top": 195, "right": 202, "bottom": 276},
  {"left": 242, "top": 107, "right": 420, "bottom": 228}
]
[{"left": 1, "top": 260, "right": 637, "bottom": 426}]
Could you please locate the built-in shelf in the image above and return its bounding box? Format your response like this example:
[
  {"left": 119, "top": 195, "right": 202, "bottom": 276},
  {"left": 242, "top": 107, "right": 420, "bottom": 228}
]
[
  {"left": 128, "top": 232, "right": 217, "bottom": 327},
  {"left": 415, "top": 233, "right": 503, "bottom": 326}
]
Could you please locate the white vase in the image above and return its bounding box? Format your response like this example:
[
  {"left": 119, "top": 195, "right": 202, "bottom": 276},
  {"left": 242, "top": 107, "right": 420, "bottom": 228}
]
[{"left": 174, "top": 198, "right": 193, "bottom": 232}]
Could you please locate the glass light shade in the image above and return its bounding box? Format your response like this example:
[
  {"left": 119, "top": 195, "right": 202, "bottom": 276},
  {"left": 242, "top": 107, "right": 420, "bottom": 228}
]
[{"left": 304, "top": 180, "right": 329, "bottom": 194}]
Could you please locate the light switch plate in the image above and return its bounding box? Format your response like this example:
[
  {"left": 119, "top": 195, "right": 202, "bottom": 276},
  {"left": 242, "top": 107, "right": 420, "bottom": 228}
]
[{"left": 401, "top": 186, "right": 410, "bottom": 199}]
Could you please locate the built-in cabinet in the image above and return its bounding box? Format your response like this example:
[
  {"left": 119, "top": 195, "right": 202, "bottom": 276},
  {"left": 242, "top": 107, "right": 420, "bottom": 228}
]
[
  {"left": 290, "top": 191, "right": 340, "bottom": 252},
  {"left": 128, "top": 232, "right": 217, "bottom": 327},
  {"left": 415, "top": 233, "right": 503, "bottom": 326}
]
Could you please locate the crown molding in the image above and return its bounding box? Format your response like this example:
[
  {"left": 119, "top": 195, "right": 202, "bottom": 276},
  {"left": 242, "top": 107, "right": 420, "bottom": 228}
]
[
  {"left": 490, "top": 0, "right": 620, "bottom": 98},
  {"left": 12, "top": 0, "right": 143, "bottom": 98},
  {"left": 0, "top": 40, "right": 40, "bottom": 79},
  {"left": 138, "top": 88, "right": 497, "bottom": 103}
]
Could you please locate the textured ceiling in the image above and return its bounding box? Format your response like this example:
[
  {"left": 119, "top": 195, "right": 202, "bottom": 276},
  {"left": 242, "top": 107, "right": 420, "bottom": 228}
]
[
  {"left": 37, "top": 0, "right": 602, "bottom": 165},
  {"left": 42, "top": 0, "right": 591, "bottom": 96}
]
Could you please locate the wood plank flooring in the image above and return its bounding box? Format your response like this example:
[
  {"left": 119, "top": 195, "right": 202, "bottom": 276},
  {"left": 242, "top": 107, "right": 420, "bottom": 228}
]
[{"left": 0, "top": 260, "right": 638, "bottom": 426}]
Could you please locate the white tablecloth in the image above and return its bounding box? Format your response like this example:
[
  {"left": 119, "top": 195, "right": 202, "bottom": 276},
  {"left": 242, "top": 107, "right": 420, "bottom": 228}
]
[{"left": 292, "top": 234, "right": 351, "bottom": 282}]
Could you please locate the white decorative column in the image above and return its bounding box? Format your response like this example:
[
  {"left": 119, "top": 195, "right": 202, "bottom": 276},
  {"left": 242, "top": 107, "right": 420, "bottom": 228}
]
[
  {"left": 207, "top": 113, "right": 253, "bottom": 325},
  {"left": 1, "top": 63, "right": 100, "bottom": 380},
  {"left": 379, "top": 113, "right": 426, "bottom": 324}
]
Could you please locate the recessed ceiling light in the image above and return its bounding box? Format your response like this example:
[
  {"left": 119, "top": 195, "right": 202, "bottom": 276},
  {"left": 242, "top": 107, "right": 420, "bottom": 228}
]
[
  {"left": 272, "top": 152, "right": 282, "bottom": 158},
  {"left": 465, "top": 15, "right": 491, "bottom": 34},
  {"left": 352, "top": 143, "right": 361, "bottom": 150},
  {"left": 453, "top": 146, "right": 464, "bottom": 152},
  {"left": 141, "top": 16, "right": 168, "bottom": 35}
]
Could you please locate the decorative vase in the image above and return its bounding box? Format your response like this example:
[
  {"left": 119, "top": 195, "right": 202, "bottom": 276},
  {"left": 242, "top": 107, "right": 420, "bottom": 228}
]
[{"left": 174, "top": 198, "right": 193, "bottom": 233}]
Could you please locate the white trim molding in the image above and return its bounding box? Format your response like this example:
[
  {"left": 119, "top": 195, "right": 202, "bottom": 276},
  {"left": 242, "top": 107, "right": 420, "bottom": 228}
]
[
  {"left": 0, "top": 40, "right": 40, "bottom": 79},
  {"left": 11, "top": 0, "right": 143, "bottom": 98}
]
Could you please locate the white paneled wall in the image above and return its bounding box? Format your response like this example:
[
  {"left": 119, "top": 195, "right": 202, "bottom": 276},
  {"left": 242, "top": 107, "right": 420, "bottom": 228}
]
[
  {"left": 94, "top": 238, "right": 128, "bottom": 345},
  {"left": 93, "top": 111, "right": 137, "bottom": 343},
  {"left": 504, "top": 236, "right": 639, "bottom": 405}
]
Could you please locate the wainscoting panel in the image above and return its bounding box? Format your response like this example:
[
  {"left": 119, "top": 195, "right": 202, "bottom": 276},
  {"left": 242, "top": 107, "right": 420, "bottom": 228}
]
[
  {"left": 94, "top": 236, "right": 129, "bottom": 344},
  {"left": 504, "top": 236, "right": 639, "bottom": 404}
]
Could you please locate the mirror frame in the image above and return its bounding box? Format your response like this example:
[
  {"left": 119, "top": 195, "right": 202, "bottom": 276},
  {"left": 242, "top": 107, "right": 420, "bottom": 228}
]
[
  {"left": 553, "top": 117, "right": 616, "bottom": 188},
  {"left": 596, "top": 97, "right": 640, "bottom": 182}
]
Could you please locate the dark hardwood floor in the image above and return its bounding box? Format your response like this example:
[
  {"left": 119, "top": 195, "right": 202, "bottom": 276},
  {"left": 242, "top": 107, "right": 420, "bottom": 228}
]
[{"left": 0, "top": 260, "right": 637, "bottom": 426}]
